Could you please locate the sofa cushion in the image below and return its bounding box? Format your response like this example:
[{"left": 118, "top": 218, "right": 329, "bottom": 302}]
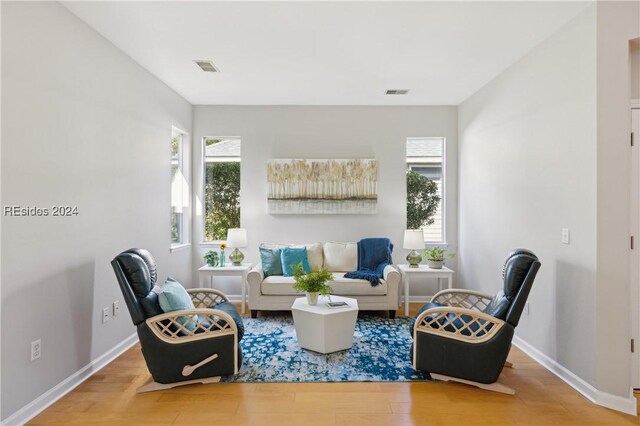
[
  {"left": 330, "top": 273, "right": 388, "bottom": 295},
  {"left": 259, "top": 246, "right": 283, "bottom": 277},
  {"left": 281, "top": 247, "right": 311, "bottom": 276},
  {"left": 261, "top": 275, "right": 298, "bottom": 295},
  {"left": 323, "top": 242, "right": 357, "bottom": 272},
  {"left": 260, "top": 273, "right": 388, "bottom": 296},
  {"left": 293, "top": 243, "right": 324, "bottom": 270}
]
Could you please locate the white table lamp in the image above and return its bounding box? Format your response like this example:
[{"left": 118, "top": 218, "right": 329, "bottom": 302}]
[
  {"left": 403, "top": 229, "right": 424, "bottom": 268},
  {"left": 226, "top": 228, "right": 247, "bottom": 266}
]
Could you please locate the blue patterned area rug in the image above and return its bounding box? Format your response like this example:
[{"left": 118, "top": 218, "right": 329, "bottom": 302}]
[{"left": 229, "top": 316, "right": 429, "bottom": 382}]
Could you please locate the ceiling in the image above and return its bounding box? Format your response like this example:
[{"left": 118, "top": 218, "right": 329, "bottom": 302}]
[{"left": 62, "top": 1, "right": 591, "bottom": 106}]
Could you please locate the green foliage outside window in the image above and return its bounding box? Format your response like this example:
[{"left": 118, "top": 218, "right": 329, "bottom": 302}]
[
  {"left": 205, "top": 161, "right": 240, "bottom": 241},
  {"left": 406, "top": 169, "right": 440, "bottom": 230},
  {"left": 171, "top": 136, "right": 181, "bottom": 243}
]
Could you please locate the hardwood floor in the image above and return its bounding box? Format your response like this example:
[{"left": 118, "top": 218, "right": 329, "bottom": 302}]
[{"left": 28, "top": 304, "right": 639, "bottom": 426}]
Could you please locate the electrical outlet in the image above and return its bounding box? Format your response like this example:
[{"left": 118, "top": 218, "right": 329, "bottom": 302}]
[
  {"left": 102, "top": 307, "right": 110, "bottom": 324},
  {"left": 31, "top": 339, "right": 41, "bottom": 362},
  {"left": 524, "top": 302, "right": 530, "bottom": 316},
  {"left": 113, "top": 301, "right": 120, "bottom": 317},
  {"left": 561, "top": 228, "right": 570, "bottom": 244}
]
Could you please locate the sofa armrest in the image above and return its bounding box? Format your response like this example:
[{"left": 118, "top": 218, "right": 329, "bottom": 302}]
[
  {"left": 247, "top": 263, "right": 264, "bottom": 288},
  {"left": 383, "top": 264, "right": 401, "bottom": 287}
]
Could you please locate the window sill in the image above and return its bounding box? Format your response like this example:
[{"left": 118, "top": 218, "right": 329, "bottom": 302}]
[
  {"left": 200, "top": 241, "right": 225, "bottom": 247},
  {"left": 424, "top": 242, "right": 448, "bottom": 248},
  {"left": 170, "top": 243, "right": 191, "bottom": 253}
]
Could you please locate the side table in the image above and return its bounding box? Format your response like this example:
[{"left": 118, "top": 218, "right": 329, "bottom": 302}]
[
  {"left": 291, "top": 295, "right": 359, "bottom": 354},
  {"left": 396, "top": 264, "right": 454, "bottom": 316},
  {"left": 198, "top": 263, "right": 253, "bottom": 314}
]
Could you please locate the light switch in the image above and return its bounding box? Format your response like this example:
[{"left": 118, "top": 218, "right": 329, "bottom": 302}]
[{"left": 561, "top": 228, "right": 570, "bottom": 244}]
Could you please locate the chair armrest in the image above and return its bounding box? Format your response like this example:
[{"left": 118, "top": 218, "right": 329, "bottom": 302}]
[
  {"left": 430, "top": 289, "right": 494, "bottom": 311},
  {"left": 414, "top": 306, "right": 504, "bottom": 344},
  {"left": 383, "top": 264, "right": 401, "bottom": 287},
  {"left": 146, "top": 308, "right": 238, "bottom": 344},
  {"left": 187, "top": 288, "right": 229, "bottom": 308},
  {"left": 247, "top": 263, "right": 264, "bottom": 288}
]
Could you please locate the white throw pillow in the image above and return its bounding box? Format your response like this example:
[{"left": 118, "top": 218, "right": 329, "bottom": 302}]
[
  {"left": 293, "top": 243, "right": 323, "bottom": 270},
  {"left": 323, "top": 242, "right": 357, "bottom": 272}
]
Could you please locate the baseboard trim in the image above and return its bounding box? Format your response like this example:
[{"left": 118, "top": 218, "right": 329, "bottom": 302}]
[
  {"left": 1, "top": 333, "right": 139, "bottom": 426},
  {"left": 512, "top": 336, "right": 637, "bottom": 416}
]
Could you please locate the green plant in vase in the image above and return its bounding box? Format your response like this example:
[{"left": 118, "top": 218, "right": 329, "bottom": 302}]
[
  {"left": 291, "top": 262, "right": 333, "bottom": 305},
  {"left": 204, "top": 250, "right": 220, "bottom": 267},
  {"left": 423, "top": 247, "right": 455, "bottom": 269}
]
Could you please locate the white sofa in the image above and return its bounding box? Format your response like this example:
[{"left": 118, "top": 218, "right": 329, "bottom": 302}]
[{"left": 247, "top": 242, "right": 400, "bottom": 318}]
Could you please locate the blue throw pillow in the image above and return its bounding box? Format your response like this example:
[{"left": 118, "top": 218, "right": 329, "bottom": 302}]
[
  {"left": 158, "top": 277, "right": 197, "bottom": 332},
  {"left": 260, "top": 246, "right": 283, "bottom": 277},
  {"left": 281, "top": 247, "right": 311, "bottom": 276}
]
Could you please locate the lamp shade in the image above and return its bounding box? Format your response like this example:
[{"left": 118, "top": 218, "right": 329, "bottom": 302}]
[
  {"left": 403, "top": 229, "right": 424, "bottom": 250},
  {"left": 226, "top": 228, "right": 247, "bottom": 248}
]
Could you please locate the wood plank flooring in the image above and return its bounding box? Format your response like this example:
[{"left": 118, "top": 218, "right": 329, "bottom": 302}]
[{"left": 28, "top": 304, "right": 639, "bottom": 426}]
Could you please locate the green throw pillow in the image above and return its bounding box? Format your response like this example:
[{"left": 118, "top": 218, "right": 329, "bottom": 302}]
[
  {"left": 281, "top": 247, "right": 311, "bottom": 277},
  {"left": 158, "top": 277, "right": 197, "bottom": 332},
  {"left": 260, "top": 246, "right": 283, "bottom": 277}
]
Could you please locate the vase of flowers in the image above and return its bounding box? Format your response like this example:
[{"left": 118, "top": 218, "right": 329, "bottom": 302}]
[
  {"left": 219, "top": 242, "right": 227, "bottom": 267},
  {"left": 291, "top": 262, "right": 333, "bottom": 306}
]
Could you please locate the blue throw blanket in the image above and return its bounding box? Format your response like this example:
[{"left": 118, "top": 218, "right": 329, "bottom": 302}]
[{"left": 344, "top": 238, "right": 393, "bottom": 287}]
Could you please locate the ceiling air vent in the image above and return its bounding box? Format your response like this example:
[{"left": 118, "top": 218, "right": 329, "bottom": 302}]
[
  {"left": 384, "top": 89, "right": 409, "bottom": 95},
  {"left": 385, "top": 89, "right": 409, "bottom": 95},
  {"left": 194, "top": 60, "right": 220, "bottom": 73}
]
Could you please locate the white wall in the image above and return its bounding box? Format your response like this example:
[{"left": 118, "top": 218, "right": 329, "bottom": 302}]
[
  {"left": 1, "top": 2, "right": 192, "bottom": 420},
  {"left": 192, "top": 106, "right": 458, "bottom": 298},
  {"left": 459, "top": 5, "right": 598, "bottom": 386}
]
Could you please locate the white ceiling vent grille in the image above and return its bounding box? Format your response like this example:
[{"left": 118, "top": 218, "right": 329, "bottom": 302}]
[
  {"left": 194, "top": 60, "right": 220, "bottom": 72},
  {"left": 385, "top": 89, "right": 409, "bottom": 95}
]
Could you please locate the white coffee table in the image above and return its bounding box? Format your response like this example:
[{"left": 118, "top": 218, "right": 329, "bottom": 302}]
[{"left": 291, "top": 295, "right": 359, "bottom": 354}]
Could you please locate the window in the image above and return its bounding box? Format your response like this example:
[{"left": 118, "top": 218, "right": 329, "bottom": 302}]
[
  {"left": 171, "top": 128, "right": 189, "bottom": 247},
  {"left": 406, "top": 137, "right": 445, "bottom": 243},
  {"left": 203, "top": 137, "right": 241, "bottom": 241}
]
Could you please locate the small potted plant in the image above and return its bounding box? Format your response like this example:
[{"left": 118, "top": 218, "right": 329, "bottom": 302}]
[
  {"left": 204, "top": 250, "right": 220, "bottom": 267},
  {"left": 291, "top": 262, "right": 333, "bottom": 305},
  {"left": 423, "top": 247, "right": 455, "bottom": 269}
]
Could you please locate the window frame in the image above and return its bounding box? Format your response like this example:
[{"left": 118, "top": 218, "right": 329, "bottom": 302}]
[
  {"left": 170, "top": 126, "right": 190, "bottom": 251},
  {"left": 201, "top": 136, "right": 242, "bottom": 245},
  {"left": 406, "top": 137, "right": 447, "bottom": 246}
]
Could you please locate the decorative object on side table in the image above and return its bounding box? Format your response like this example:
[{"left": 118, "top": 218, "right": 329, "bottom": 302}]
[
  {"left": 291, "top": 262, "right": 333, "bottom": 305},
  {"left": 423, "top": 246, "right": 455, "bottom": 269},
  {"left": 219, "top": 242, "right": 227, "bottom": 267},
  {"left": 204, "top": 250, "right": 220, "bottom": 267},
  {"left": 403, "top": 229, "right": 425, "bottom": 268},
  {"left": 227, "top": 228, "right": 247, "bottom": 266}
]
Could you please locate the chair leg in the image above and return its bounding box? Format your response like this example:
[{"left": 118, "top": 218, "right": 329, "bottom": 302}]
[
  {"left": 431, "top": 373, "right": 515, "bottom": 395},
  {"left": 137, "top": 376, "right": 221, "bottom": 393}
]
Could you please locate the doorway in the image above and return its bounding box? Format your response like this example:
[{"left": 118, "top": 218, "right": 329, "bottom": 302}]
[{"left": 632, "top": 106, "right": 640, "bottom": 389}]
